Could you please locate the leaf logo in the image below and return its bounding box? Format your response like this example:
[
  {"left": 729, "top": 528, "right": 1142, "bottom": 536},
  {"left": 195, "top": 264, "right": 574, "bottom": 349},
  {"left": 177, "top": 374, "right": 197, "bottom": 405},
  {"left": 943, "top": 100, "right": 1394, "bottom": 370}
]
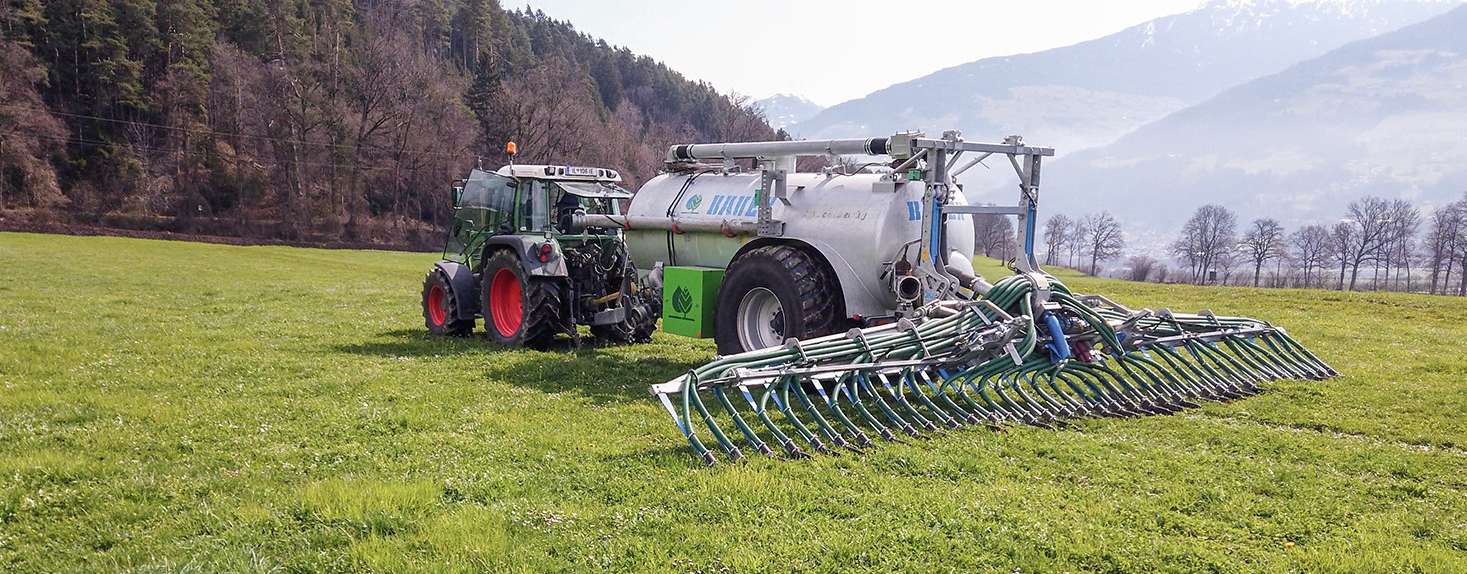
[
  {"left": 684, "top": 194, "right": 703, "bottom": 212},
  {"left": 671, "top": 286, "right": 695, "bottom": 316}
]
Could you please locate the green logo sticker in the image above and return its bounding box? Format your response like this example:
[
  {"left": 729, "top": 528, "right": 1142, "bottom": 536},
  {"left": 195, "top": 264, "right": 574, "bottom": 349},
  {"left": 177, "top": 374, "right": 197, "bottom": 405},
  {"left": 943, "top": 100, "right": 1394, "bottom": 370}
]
[
  {"left": 671, "top": 286, "right": 695, "bottom": 317},
  {"left": 684, "top": 194, "right": 703, "bottom": 211}
]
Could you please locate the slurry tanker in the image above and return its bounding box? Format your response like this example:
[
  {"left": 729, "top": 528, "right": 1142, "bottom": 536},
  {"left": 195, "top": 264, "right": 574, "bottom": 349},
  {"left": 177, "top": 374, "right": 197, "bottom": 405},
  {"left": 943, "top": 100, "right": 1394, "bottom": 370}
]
[{"left": 587, "top": 132, "right": 981, "bottom": 355}]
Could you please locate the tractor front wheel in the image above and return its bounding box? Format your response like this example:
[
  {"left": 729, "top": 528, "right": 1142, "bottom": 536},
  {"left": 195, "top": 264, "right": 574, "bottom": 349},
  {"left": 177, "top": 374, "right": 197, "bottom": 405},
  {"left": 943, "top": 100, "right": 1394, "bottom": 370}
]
[
  {"left": 422, "top": 269, "right": 474, "bottom": 336},
  {"left": 481, "top": 250, "right": 564, "bottom": 349}
]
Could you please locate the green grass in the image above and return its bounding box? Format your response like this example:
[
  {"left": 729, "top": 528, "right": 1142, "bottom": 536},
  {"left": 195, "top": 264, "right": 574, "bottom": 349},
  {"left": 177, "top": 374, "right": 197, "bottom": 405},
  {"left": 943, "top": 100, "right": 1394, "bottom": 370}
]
[{"left": 1, "top": 232, "right": 1464, "bottom": 573}]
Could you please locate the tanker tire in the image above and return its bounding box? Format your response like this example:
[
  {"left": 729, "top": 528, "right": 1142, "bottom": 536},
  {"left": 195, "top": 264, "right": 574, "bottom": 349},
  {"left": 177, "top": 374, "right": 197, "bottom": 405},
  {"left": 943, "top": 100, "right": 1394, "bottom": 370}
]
[
  {"left": 481, "top": 250, "right": 565, "bottom": 349},
  {"left": 422, "top": 268, "right": 474, "bottom": 336},
  {"left": 715, "top": 245, "right": 842, "bottom": 356}
]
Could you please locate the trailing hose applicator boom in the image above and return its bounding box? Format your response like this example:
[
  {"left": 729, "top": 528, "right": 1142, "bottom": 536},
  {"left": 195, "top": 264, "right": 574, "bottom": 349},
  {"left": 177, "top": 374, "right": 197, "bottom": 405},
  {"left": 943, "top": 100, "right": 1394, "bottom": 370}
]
[
  {"left": 641, "top": 131, "right": 1336, "bottom": 465},
  {"left": 653, "top": 273, "right": 1336, "bottom": 465}
]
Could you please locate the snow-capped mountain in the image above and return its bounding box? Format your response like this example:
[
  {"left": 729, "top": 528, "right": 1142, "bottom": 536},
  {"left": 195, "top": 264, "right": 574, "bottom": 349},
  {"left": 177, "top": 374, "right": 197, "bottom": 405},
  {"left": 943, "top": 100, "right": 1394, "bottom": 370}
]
[
  {"left": 1036, "top": 4, "right": 1467, "bottom": 234},
  {"left": 754, "top": 94, "right": 825, "bottom": 131},
  {"left": 793, "top": 0, "right": 1455, "bottom": 165}
]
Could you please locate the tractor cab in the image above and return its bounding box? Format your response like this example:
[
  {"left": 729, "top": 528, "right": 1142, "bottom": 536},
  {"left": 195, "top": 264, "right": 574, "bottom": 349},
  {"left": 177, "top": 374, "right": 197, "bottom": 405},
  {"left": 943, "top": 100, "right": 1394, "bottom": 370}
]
[
  {"left": 494, "top": 164, "right": 632, "bottom": 240},
  {"left": 444, "top": 164, "right": 630, "bottom": 264}
]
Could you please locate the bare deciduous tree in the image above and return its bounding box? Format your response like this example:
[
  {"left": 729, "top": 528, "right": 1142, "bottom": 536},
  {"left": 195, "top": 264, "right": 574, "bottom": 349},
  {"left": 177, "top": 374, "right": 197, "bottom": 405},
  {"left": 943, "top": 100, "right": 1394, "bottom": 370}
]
[
  {"left": 1424, "top": 202, "right": 1463, "bottom": 295},
  {"left": 1171, "top": 205, "right": 1237, "bottom": 284},
  {"left": 1341, "top": 197, "right": 1393, "bottom": 290},
  {"left": 1042, "top": 214, "right": 1071, "bottom": 266},
  {"left": 1241, "top": 218, "right": 1285, "bottom": 287},
  {"left": 974, "top": 214, "right": 1015, "bottom": 259},
  {"left": 713, "top": 93, "right": 771, "bottom": 143},
  {"left": 1289, "top": 224, "right": 1331, "bottom": 288},
  {"left": 1380, "top": 199, "right": 1420, "bottom": 291},
  {"left": 497, "top": 58, "right": 600, "bottom": 165},
  {"left": 1066, "top": 217, "right": 1087, "bottom": 268},
  {"left": 1330, "top": 221, "right": 1357, "bottom": 290},
  {"left": 1081, "top": 211, "right": 1124, "bottom": 275}
]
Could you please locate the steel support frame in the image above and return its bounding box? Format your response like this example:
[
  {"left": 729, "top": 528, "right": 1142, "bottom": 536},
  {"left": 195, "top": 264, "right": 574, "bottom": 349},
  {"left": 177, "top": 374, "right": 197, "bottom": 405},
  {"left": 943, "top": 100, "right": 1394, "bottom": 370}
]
[{"left": 909, "top": 135, "right": 1053, "bottom": 300}]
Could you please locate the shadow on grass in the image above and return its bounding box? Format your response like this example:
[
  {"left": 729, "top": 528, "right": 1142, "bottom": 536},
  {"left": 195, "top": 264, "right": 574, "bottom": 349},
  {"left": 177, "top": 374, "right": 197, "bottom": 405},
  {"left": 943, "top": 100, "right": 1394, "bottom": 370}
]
[{"left": 335, "top": 329, "right": 700, "bottom": 405}]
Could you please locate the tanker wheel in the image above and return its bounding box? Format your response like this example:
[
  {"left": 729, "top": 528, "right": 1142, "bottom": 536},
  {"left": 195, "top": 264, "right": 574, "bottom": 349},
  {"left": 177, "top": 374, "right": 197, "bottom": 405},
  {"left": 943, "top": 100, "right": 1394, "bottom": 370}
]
[
  {"left": 481, "top": 250, "right": 564, "bottom": 349},
  {"left": 714, "top": 245, "right": 842, "bottom": 355},
  {"left": 422, "top": 268, "right": 474, "bottom": 336}
]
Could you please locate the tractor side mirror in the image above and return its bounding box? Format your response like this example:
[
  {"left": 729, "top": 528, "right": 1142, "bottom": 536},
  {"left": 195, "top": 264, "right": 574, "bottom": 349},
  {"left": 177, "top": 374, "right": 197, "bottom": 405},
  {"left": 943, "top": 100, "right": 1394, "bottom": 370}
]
[{"left": 452, "top": 185, "right": 464, "bottom": 208}]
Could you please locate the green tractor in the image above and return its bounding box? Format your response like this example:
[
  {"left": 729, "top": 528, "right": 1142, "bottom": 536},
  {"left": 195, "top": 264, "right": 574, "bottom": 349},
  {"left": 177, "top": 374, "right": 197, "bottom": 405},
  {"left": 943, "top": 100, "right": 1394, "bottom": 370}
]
[{"left": 421, "top": 162, "right": 658, "bottom": 347}]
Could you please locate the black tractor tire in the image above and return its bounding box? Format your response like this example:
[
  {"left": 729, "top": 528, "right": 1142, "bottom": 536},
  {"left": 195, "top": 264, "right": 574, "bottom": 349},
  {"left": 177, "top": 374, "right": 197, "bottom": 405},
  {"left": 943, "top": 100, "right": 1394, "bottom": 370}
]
[
  {"left": 481, "top": 250, "right": 565, "bottom": 349},
  {"left": 422, "top": 268, "right": 475, "bottom": 336},
  {"left": 714, "top": 244, "right": 843, "bottom": 356}
]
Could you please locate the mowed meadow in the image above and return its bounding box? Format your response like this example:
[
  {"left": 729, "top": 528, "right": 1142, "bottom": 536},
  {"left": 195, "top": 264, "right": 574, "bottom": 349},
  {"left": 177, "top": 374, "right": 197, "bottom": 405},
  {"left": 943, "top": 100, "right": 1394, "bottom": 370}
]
[{"left": 1, "top": 232, "right": 1464, "bottom": 573}]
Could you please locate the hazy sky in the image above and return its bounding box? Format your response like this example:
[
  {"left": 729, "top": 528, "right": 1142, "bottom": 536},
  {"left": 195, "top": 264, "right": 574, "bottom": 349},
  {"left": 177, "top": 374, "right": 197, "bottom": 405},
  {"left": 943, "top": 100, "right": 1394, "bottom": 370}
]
[{"left": 521, "top": 0, "right": 1205, "bottom": 106}]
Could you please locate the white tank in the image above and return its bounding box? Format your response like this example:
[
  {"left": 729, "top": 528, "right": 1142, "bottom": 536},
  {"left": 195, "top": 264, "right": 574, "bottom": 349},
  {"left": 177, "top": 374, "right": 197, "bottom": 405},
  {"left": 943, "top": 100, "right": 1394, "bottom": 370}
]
[{"left": 624, "top": 171, "right": 975, "bottom": 319}]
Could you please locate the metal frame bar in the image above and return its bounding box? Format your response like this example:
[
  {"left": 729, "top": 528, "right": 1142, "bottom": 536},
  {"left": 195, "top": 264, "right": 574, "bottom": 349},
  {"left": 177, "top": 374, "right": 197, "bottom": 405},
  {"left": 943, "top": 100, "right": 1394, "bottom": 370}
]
[
  {"left": 1136, "top": 327, "right": 1276, "bottom": 347},
  {"left": 943, "top": 205, "right": 1025, "bottom": 216}
]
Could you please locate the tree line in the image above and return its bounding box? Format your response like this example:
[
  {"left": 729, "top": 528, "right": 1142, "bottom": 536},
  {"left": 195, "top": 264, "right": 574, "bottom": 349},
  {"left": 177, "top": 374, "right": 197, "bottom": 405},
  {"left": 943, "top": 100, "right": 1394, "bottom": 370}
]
[
  {"left": 970, "top": 210, "right": 1127, "bottom": 276},
  {"left": 1038, "top": 195, "right": 1467, "bottom": 295},
  {"left": 0, "top": 0, "right": 773, "bottom": 246}
]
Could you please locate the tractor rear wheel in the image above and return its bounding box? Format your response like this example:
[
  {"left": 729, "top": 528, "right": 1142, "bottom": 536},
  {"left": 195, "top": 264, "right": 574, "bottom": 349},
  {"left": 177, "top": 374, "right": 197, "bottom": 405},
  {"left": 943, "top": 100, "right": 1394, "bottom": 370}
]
[
  {"left": 714, "top": 245, "right": 842, "bottom": 355},
  {"left": 481, "top": 250, "right": 564, "bottom": 349},
  {"left": 422, "top": 268, "right": 474, "bottom": 336}
]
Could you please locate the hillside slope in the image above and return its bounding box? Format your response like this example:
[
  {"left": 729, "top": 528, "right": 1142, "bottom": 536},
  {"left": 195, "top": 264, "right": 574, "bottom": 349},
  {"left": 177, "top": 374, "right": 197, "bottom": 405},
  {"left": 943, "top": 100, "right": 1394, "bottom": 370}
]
[{"left": 1036, "top": 4, "right": 1467, "bottom": 233}]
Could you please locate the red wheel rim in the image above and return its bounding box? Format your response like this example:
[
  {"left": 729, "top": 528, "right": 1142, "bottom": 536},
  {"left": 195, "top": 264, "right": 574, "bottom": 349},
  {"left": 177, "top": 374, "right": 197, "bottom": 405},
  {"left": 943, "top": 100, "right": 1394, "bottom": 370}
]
[
  {"left": 427, "top": 283, "right": 448, "bottom": 326},
  {"left": 489, "top": 268, "right": 523, "bottom": 338}
]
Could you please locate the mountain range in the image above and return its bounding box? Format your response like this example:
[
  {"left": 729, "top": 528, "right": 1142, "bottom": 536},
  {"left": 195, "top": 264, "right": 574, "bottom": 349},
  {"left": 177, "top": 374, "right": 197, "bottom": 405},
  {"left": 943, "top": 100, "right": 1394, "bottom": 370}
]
[
  {"left": 791, "top": 0, "right": 1455, "bottom": 187},
  {"left": 779, "top": 0, "right": 1464, "bottom": 240},
  {"left": 755, "top": 94, "right": 825, "bottom": 130},
  {"left": 1037, "top": 3, "right": 1467, "bottom": 234}
]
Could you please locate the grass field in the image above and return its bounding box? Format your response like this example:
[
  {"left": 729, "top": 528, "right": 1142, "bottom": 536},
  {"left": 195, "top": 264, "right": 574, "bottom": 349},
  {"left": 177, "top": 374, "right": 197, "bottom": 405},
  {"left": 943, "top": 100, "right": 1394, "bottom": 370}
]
[{"left": 1, "top": 232, "right": 1464, "bottom": 573}]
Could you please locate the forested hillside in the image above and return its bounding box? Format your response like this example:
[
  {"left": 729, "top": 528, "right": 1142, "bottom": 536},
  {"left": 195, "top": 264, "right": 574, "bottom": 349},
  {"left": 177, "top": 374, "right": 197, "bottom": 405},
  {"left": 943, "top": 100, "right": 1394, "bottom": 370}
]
[{"left": 0, "top": 1, "right": 774, "bottom": 246}]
